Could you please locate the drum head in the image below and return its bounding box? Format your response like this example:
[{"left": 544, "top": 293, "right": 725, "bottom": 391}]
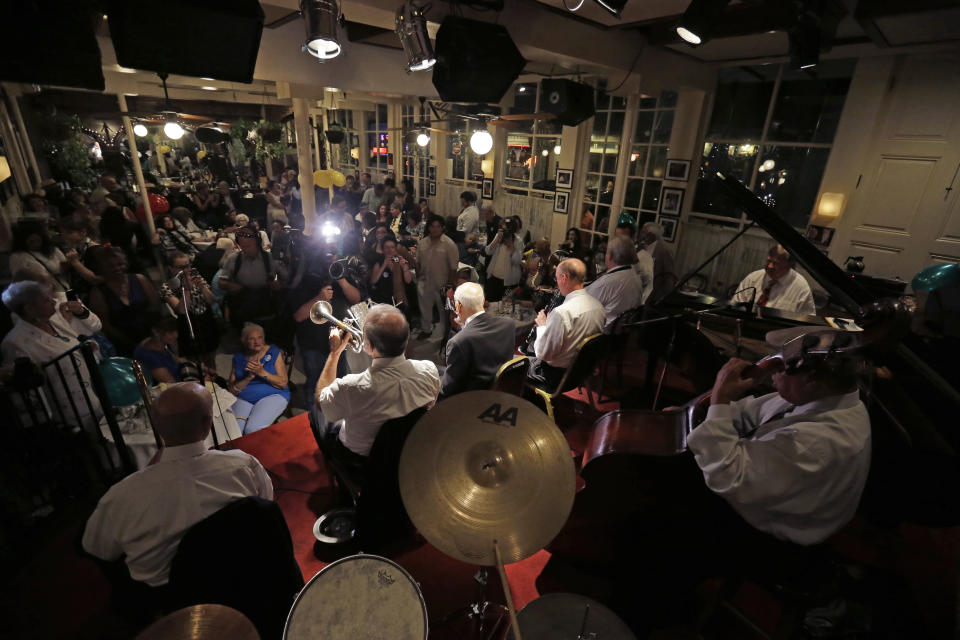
[{"left": 284, "top": 554, "right": 428, "bottom": 640}]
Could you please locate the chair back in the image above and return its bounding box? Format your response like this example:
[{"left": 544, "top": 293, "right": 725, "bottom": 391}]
[
  {"left": 555, "top": 333, "right": 607, "bottom": 395},
  {"left": 357, "top": 406, "right": 429, "bottom": 549},
  {"left": 491, "top": 356, "right": 530, "bottom": 397},
  {"left": 168, "top": 497, "right": 304, "bottom": 640},
  {"left": 609, "top": 306, "right": 643, "bottom": 337}
]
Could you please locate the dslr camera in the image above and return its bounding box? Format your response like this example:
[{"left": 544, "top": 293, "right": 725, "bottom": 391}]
[{"left": 501, "top": 218, "right": 518, "bottom": 236}]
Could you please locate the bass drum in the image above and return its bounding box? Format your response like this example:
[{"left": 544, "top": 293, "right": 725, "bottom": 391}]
[{"left": 284, "top": 554, "right": 428, "bottom": 640}]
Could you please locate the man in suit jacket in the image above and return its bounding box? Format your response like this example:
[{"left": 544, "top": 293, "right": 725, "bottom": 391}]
[{"left": 440, "top": 282, "right": 517, "bottom": 398}]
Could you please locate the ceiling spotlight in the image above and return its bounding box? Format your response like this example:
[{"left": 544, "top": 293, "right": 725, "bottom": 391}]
[
  {"left": 554, "top": 144, "right": 562, "bottom": 155},
  {"left": 164, "top": 121, "right": 185, "bottom": 140},
  {"left": 676, "top": 0, "right": 731, "bottom": 46},
  {"left": 133, "top": 124, "right": 148, "bottom": 137},
  {"left": 396, "top": 1, "right": 436, "bottom": 72},
  {"left": 416, "top": 130, "right": 431, "bottom": 147},
  {"left": 302, "top": 0, "right": 342, "bottom": 60},
  {"left": 789, "top": 19, "right": 820, "bottom": 69},
  {"left": 470, "top": 129, "right": 493, "bottom": 155}
]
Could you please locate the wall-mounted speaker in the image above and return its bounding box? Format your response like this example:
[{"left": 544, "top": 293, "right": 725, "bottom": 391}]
[
  {"left": 107, "top": 0, "right": 264, "bottom": 83},
  {"left": 540, "top": 79, "right": 596, "bottom": 127},
  {"left": 432, "top": 16, "right": 525, "bottom": 104}
]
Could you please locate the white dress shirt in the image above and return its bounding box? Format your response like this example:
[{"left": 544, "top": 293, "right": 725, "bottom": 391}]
[
  {"left": 457, "top": 205, "right": 480, "bottom": 237},
  {"left": 731, "top": 268, "right": 816, "bottom": 315},
  {"left": 586, "top": 265, "right": 646, "bottom": 331},
  {"left": 82, "top": 441, "right": 273, "bottom": 586},
  {"left": 534, "top": 288, "right": 605, "bottom": 369},
  {"left": 318, "top": 355, "right": 440, "bottom": 456},
  {"left": 634, "top": 250, "right": 654, "bottom": 302},
  {"left": 484, "top": 235, "right": 523, "bottom": 285},
  {"left": 687, "top": 390, "right": 870, "bottom": 545}
]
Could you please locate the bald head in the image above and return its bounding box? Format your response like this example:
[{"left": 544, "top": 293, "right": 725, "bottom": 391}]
[
  {"left": 556, "top": 258, "right": 587, "bottom": 295},
  {"left": 153, "top": 382, "right": 213, "bottom": 446},
  {"left": 363, "top": 304, "right": 409, "bottom": 357}
]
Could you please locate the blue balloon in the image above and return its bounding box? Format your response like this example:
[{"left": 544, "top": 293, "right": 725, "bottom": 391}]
[
  {"left": 98, "top": 357, "right": 149, "bottom": 407},
  {"left": 911, "top": 264, "right": 960, "bottom": 293}
]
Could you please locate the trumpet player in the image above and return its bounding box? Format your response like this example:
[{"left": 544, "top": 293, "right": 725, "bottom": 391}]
[
  {"left": 292, "top": 237, "right": 363, "bottom": 399},
  {"left": 310, "top": 304, "right": 440, "bottom": 472}
]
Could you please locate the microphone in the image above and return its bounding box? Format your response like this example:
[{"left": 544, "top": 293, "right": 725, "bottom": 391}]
[{"left": 727, "top": 286, "right": 756, "bottom": 311}]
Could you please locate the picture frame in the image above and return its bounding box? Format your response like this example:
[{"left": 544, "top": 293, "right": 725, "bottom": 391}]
[
  {"left": 427, "top": 165, "right": 436, "bottom": 181},
  {"left": 553, "top": 190, "right": 569, "bottom": 214},
  {"left": 481, "top": 178, "right": 494, "bottom": 200},
  {"left": 805, "top": 224, "right": 835, "bottom": 247},
  {"left": 657, "top": 215, "right": 678, "bottom": 243},
  {"left": 555, "top": 168, "right": 574, "bottom": 189},
  {"left": 428, "top": 181, "right": 436, "bottom": 196},
  {"left": 665, "top": 159, "right": 690, "bottom": 182},
  {"left": 659, "top": 186, "right": 684, "bottom": 216}
]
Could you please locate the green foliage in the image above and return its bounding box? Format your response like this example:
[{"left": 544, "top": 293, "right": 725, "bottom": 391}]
[
  {"left": 38, "top": 111, "right": 95, "bottom": 188},
  {"left": 252, "top": 120, "right": 289, "bottom": 161},
  {"left": 228, "top": 118, "right": 255, "bottom": 140}
]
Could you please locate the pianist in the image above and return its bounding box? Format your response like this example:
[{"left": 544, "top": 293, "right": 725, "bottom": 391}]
[{"left": 731, "top": 244, "right": 816, "bottom": 315}]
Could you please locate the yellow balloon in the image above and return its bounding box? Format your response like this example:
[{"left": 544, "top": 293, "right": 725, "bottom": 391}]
[
  {"left": 196, "top": 150, "right": 207, "bottom": 160},
  {"left": 313, "top": 169, "right": 333, "bottom": 188},
  {"left": 331, "top": 170, "right": 346, "bottom": 187},
  {"left": 157, "top": 144, "right": 171, "bottom": 154}
]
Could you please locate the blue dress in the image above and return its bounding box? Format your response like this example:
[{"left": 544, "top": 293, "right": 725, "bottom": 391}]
[{"left": 232, "top": 345, "right": 291, "bottom": 403}]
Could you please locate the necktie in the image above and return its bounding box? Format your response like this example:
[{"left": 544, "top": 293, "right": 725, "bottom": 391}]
[
  {"left": 757, "top": 280, "right": 775, "bottom": 307},
  {"left": 743, "top": 405, "right": 794, "bottom": 437}
]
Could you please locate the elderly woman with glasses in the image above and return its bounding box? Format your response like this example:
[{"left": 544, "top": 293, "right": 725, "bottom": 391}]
[{"left": 228, "top": 322, "right": 290, "bottom": 433}]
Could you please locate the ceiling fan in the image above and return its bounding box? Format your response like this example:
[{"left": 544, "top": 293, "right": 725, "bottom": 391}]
[{"left": 91, "top": 73, "right": 213, "bottom": 138}]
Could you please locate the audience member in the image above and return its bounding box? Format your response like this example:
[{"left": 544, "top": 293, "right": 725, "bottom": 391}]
[
  {"left": 440, "top": 283, "right": 516, "bottom": 399},
  {"left": 99, "top": 206, "right": 152, "bottom": 272},
  {"left": 483, "top": 220, "right": 523, "bottom": 310},
  {"left": 641, "top": 221, "right": 678, "bottom": 303},
  {"left": 457, "top": 191, "right": 480, "bottom": 237},
  {"left": 88, "top": 247, "right": 159, "bottom": 356},
  {"left": 586, "top": 235, "right": 650, "bottom": 331},
  {"left": 218, "top": 225, "right": 285, "bottom": 328},
  {"left": 266, "top": 180, "right": 288, "bottom": 226},
  {"left": 82, "top": 382, "right": 273, "bottom": 587},
  {"left": 481, "top": 204, "right": 502, "bottom": 240},
  {"left": 368, "top": 236, "right": 412, "bottom": 307},
  {"left": 415, "top": 215, "right": 459, "bottom": 340},
  {"left": 362, "top": 183, "right": 384, "bottom": 213},
  {"left": 228, "top": 323, "right": 290, "bottom": 434},
  {"left": 55, "top": 215, "right": 102, "bottom": 293},
  {"left": 158, "top": 252, "right": 220, "bottom": 367},
  {"left": 9, "top": 219, "right": 72, "bottom": 292},
  {"left": 153, "top": 214, "right": 198, "bottom": 260},
  {"left": 133, "top": 316, "right": 186, "bottom": 383}
]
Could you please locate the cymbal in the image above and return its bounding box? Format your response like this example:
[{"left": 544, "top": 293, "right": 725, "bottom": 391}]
[
  {"left": 135, "top": 604, "right": 260, "bottom": 640},
  {"left": 506, "top": 593, "right": 636, "bottom": 640},
  {"left": 398, "top": 391, "right": 576, "bottom": 566}
]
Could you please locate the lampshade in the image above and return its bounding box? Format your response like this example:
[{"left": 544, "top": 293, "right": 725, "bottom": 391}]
[
  {"left": 163, "top": 121, "right": 184, "bottom": 140},
  {"left": 416, "top": 131, "right": 430, "bottom": 147},
  {"left": 816, "top": 192, "right": 845, "bottom": 219},
  {"left": 470, "top": 129, "right": 493, "bottom": 155},
  {"left": 133, "top": 123, "right": 148, "bottom": 137}
]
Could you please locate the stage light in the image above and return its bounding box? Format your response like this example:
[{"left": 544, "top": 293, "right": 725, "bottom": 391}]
[
  {"left": 416, "top": 130, "right": 430, "bottom": 147},
  {"left": 302, "top": 0, "right": 342, "bottom": 60},
  {"left": 789, "top": 19, "right": 820, "bottom": 69},
  {"left": 676, "top": 0, "right": 730, "bottom": 46},
  {"left": 133, "top": 124, "right": 148, "bottom": 137},
  {"left": 396, "top": 1, "right": 436, "bottom": 72},
  {"left": 554, "top": 145, "right": 562, "bottom": 155},
  {"left": 470, "top": 129, "right": 493, "bottom": 155},
  {"left": 164, "top": 121, "right": 184, "bottom": 140}
]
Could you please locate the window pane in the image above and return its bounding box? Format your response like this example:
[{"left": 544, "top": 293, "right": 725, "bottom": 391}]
[
  {"left": 532, "top": 137, "right": 560, "bottom": 190},
  {"left": 608, "top": 111, "right": 625, "bottom": 137},
  {"left": 647, "top": 145, "right": 668, "bottom": 178},
  {"left": 642, "top": 180, "right": 662, "bottom": 211},
  {"left": 639, "top": 97, "right": 657, "bottom": 109},
  {"left": 624, "top": 178, "right": 643, "bottom": 209},
  {"left": 755, "top": 145, "right": 831, "bottom": 228},
  {"left": 652, "top": 110, "right": 674, "bottom": 144},
  {"left": 602, "top": 152, "right": 618, "bottom": 175},
  {"left": 584, "top": 173, "right": 602, "bottom": 203},
  {"left": 505, "top": 134, "right": 532, "bottom": 187},
  {"left": 628, "top": 145, "right": 647, "bottom": 176},
  {"left": 768, "top": 59, "right": 854, "bottom": 143},
  {"left": 592, "top": 112, "right": 608, "bottom": 137},
  {"left": 610, "top": 95, "right": 626, "bottom": 110},
  {"left": 634, "top": 111, "right": 653, "bottom": 144},
  {"left": 706, "top": 65, "right": 777, "bottom": 140},
  {"left": 596, "top": 179, "right": 614, "bottom": 229},
  {"left": 658, "top": 90, "right": 678, "bottom": 109},
  {"left": 377, "top": 103, "right": 388, "bottom": 122},
  {"left": 692, "top": 142, "right": 759, "bottom": 217},
  {"left": 588, "top": 152, "right": 603, "bottom": 173}
]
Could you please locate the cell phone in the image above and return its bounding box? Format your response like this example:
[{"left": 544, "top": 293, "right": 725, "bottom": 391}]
[{"left": 65, "top": 289, "right": 79, "bottom": 302}]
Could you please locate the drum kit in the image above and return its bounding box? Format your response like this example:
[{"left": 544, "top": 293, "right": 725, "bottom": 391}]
[{"left": 279, "top": 390, "right": 636, "bottom": 640}]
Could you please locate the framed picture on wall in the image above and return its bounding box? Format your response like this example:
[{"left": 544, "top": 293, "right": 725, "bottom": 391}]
[
  {"left": 428, "top": 181, "right": 436, "bottom": 196},
  {"left": 555, "top": 168, "right": 574, "bottom": 189},
  {"left": 657, "top": 215, "right": 678, "bottom": 243},
  {"left": 665, "top": 159, "right": 691, "bottom": 181},
  {"left": 482, "top": 178, "right": 494, "bottom": 200},
  {"left": 428, "top": 165, "right": 436, "bottom": 181},
  {"left": 660, "top": 186, "right": 684, "bottom": 216},
  {"left": 554, "top": 190, "right": 569, "bottom": 214}
]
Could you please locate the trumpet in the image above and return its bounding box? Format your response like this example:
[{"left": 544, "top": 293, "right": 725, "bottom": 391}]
[{"left": 310, "top": 300, "right": 365, "bottom": 353}]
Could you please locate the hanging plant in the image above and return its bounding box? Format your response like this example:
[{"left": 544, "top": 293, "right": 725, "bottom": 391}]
[
  {"left": 325, "top": 122, "right": 345, "bottom": 145},
  {"left": 229, "top": 118, "right": 254, "bottom": 141},
  {"left": 38, "top": 111, "right": 96, "bottom": 188},
  {"left": 256, "top": 119, "right": 283, "bottom": 143}
]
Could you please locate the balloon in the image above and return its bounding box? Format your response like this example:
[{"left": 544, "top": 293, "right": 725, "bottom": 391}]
[
  {"left": 331, "top": 170, "right": 346, "bottom": 187},
  {"left": 912, "top": 263, "right": 960, "bottom": 292},
  {"left": 98, "top": 357, "right": 148, "bottom": 407},
  {"left": 157, "top": 144, "right": 171, "bottom": 154},
  {"left": 617, "top": 211, "right": 636, "bottom": 227},
  {"left": 150, "top": 193, "right": 170, "bottom": 214},
  {"left": 196, "top": 149, "right": 207, "bottom": 160},
  {"left": 313, "top": 169, "right": 333, "bottom": 188}
]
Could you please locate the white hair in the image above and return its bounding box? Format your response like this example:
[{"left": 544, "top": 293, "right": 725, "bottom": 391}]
[
  {"left": 2, "top": 281, "right": 49, "bottom": 316},
  {"left": 454, "top": 282, "right": 485, "bottom": 311},
  {"left": 642, "top": 221, "right": 663, "bottom": 239},
  {"left": 240, "top": 322, "right": 265, "bottom": 342},
  {"left": 607, "top": 235, "right": 637, "bottom": 266},
  {"left": 235, "top": 213, "right": 250, "bottom": 224}
]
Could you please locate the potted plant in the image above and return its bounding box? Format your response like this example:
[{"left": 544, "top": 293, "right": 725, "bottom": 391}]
[
  {"left": 325, "top": 122, "right": 346, "bottom": 145},
  {"left": 256, "top": 120, "right": 283, "bottom": 143}
]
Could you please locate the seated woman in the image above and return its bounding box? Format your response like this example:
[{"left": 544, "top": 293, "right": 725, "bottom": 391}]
[
  {"left": 88, "top": 247, "right": 159, "bottom": 356},
  {"left": 133, "top": 316, "right": 183, "bottom": 383},
  {"left": 9, "top": 219, "right": 73, "bottom": 293},
  {"left": 1, "top": 279, "right": 104, "bottom": 427},
  {"left": 228, "top": 323, "right": 290, "bottom": 434},
  {"left": 153, "top": 213, "right": 198, "bottom": 261}
]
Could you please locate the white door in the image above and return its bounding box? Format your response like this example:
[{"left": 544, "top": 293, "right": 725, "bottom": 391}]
[{"left": 837, "top": 52, "right": 960, "bottom": 282}]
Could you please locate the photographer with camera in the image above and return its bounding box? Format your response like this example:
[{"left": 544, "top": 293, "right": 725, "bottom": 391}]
[
  {"left": 368, "top": 236, "right": 412, "bottom": 308},
  {"left": 291, "top": 233, "right": 363, "bottom": 402},
  {"left": 483, "top": 217, "right": 524, "bottom": 314}
]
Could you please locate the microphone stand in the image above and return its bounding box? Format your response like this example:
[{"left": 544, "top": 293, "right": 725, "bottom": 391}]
[{"left": 179, "top": 273, "right": 219, "bottom": 449}]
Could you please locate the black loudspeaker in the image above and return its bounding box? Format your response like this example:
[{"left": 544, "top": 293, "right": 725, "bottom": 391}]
[
  {"left": 107, "top": 0, "right": 264, "bottom": 83},
  {"left": 195, "top": 128, "right": 231, "bottom": 144},
  {"left": 432, "top": 16, "right": 526, "bottom": 104},
  {"left": 0, "top": 2, "right": 104, "bottom": 90},
  {"left": 539, "top": 79, "right": 596, "bottom": 127}
]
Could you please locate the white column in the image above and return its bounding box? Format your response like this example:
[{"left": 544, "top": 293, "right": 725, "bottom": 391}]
[
  {"left": 3, "top": 84, "right": 40, "bottom": 185},
  {"left": 118, "top": 94, "right": 155, "bottom": 236},
  {"left": 0, "top": 102, "right": 32, "bottom": 195},
  {"left": 293, "top": 97, "right": 317, "bottom": 231}
]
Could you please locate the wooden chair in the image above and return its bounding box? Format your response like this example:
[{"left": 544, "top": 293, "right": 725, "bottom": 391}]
[
  {"left": 530, "top": 333, "right": 607, "bottom": 422},
  {"left": 598, "top": 306, "right": 644, "bottom": 400},
  {"left": 490, "top": 356, "right": 530, "bottom": 397}
]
